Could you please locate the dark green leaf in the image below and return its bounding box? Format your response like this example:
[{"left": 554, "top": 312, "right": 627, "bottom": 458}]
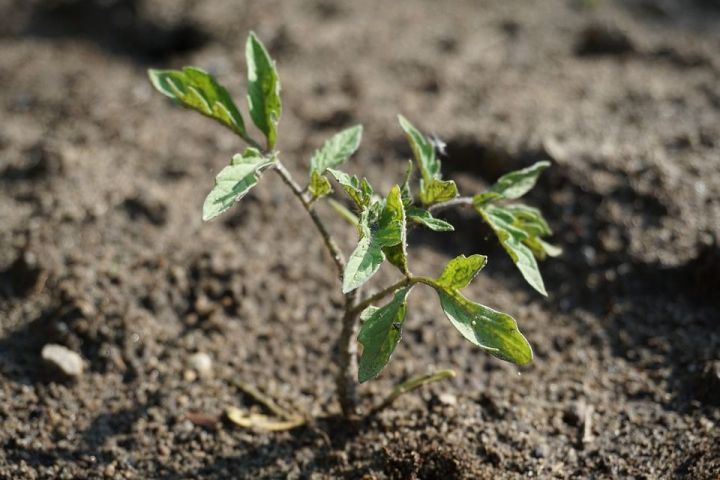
[
  {"left": 246, "top": 32, "right": 282, "bottom": 149},
  {"left": 406, "top": 207, "right": 454, "bottom": 232},
  {"left": 399, "top": 160, "right": 414, "bottom": 207},
  {"left": 310, "top": 125, "right": 363, "bottom": 174},
  {"left": 203, "top": 149, "right": 275, "bottom": 221},
  {"left": 357, "top": 287, "right": 412, "bottom": 382},
  {"left": 148, "top": 67, "right": 248, "bottom": 139}
]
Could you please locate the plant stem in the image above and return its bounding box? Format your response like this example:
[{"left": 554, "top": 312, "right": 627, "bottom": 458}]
[
  {"left": 272, "top": 161, "right": 346, "bottom": 278},
  {"left": 271, "top": 159, "right": 362, "bottom": 418},
  {"left": 427, "top": 196, "right": 473, "bottom": 214},
  {"left": 336, "top": 291, "right": 360, "bottom": 417},
  {"left": 350, "top": 277, "right": 413, "bottom": 316}
]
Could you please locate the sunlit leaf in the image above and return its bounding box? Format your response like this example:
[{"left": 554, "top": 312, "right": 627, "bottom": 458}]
[
  {"left": 427, "top": 255, "right": 533, "bottom": 365},
  {"left": 474, "top": 161, "right": 550, "bottom": 205},
  {"left": 475, "top": 204, "right": 547, "bottom": 296},
  {"left": 381, "top": 186, "right": 409, "bottom": 275},
  {"left": 343, "top": 187, "right": 405, "bottom": 293},
  {"left": 310, "top": 125, "right": 363, "bottom": 174},
  {"left": 308, "top": 170, "right": 332, "bottom": 200},
  {"left": 398, "top": 115, "right": 457, "bottom": 206},
  {"left": 246, "top": 32, "right": 282, "bottom": 149},
  {"left": 326, "top": 168, "right": 374, "bottom": 209},
  {"left": 203, "top": 149, "right": 275, "bottom": 221},
  {"left": 148, "top": 67, "right": 248, "bottom": 139},
  {"left": 357, "top": 287, "right": 412, "bottom": 382},
  {"left": 406, "top": 207, "right": 454, "bottom": 232}
]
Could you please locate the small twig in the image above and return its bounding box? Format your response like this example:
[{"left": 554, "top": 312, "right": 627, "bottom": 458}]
[
  {"left": 427, "top": 196, "right": 474, "bottom": 215},
  {"left": 369, "top": 369, "right": 456, "bottom": 416},
  {"left": 230, "top": 378, "right": 299, "bottom": 420},
  {"left": 582, "top": 405, "right": 595, "bottom": 445}
]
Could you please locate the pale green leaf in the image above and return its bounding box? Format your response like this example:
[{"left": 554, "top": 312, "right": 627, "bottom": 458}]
[
  {"left": 435, "top": 288, "right": 533, "bottom": 365},
  {"left": 343, "top": 235, "right": 384, "bottom": 293},
  {"left": 148, "top": 67, "right": 248, "bottom": 139},
  {"left": 246, "top": 32, "right": 282, "bottom": 149},
  {"left": 419, "top": 178, "right": 458, "bottom": 205},
  {"left": 310, "top": 125, "right": 363, "bottom": 174},
  {"left": 381, "top": 186, "right": 409, "bottom": 275},
  {"left": 357, "top": 287, "right": 412, "bottom": 382},
  {"left": 398, "top": 115, "right": 440, "bottom": 180},
  {"left": 342, "top": 187, "right": 405, "bottom": 293},
  {"left": 308, "top": 170, "right": 332, "bottom": 200},
  {"left": 406, "top": 207, "right": 454, "bottom": 232},
  {"left": 480, "top": 161, "right": 551, "bottom": 202},
  {"left": 425, "top": 256, "right": 533, "bottom": 365},
  {"left": 399, "top": 160, "right": 414, "bottom": 207},
  {"left": 202, "top": 150, "right": 275, "bottom": 221},
  {"left": 326, "top": 168, "right": 374, "bottom": 209},
  {"left": 476, "top": 204, "right": 547, "bottom": 296},
  {"left": 436, "top": 254, "right": 487, "bottom": 290}
]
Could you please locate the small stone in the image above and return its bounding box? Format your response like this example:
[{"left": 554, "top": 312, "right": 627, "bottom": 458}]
[
  {"left": 41, "top": 344, "right": 84, "bottom": 379},
  {"left": 187, "top": 352, "right": 213, "bottom": 378},
  {"left": 438, "top": 392, "right": 457, "bottom": 406}
]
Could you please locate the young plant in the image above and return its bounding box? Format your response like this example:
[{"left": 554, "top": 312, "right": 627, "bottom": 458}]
[{"left": 148, "top": 32, "right": 560, "bottom": 424}]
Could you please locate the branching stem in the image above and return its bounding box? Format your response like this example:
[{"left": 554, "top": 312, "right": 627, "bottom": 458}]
[{"left": 427, "top": 196, "right": 474, "bottom": 214}]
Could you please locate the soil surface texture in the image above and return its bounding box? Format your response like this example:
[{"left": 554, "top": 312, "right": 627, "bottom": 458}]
[{"left": 1, "top": 0, "right": 719, "bottom": 478}]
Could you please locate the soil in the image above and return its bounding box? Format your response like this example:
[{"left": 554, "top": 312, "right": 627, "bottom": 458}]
[{"left": 1, "top": 0, "right": 720, "bottom": 478}]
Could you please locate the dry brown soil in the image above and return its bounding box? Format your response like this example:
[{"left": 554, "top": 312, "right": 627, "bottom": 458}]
[{"left": 1, "top": 0, "right": 719, "bottom": 478}]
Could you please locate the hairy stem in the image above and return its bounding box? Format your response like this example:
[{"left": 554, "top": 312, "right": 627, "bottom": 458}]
[
  {"left": 427, "top": 196, "right": 473, "bottom": 214},
  {"left": 336, "top": 291, "right": 360, "bottom": 418}
]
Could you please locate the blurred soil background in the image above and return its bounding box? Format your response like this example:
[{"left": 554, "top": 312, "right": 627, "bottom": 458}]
[{"left": 1, "top": 0, "right": 719, "bottom": 478}]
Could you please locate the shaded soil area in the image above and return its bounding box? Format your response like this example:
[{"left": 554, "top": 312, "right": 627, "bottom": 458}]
[{"left": 1, "top": 0, "right": 719, "bottom": 478}]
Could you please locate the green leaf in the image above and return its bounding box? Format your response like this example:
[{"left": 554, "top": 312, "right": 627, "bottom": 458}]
[
  {"left": 381, "top": 186, "right": 409, "bottom": 275},
  {"left": 406, "top": 207, "right": 454, "bottom": 232},
  {"left": 426, "top": 255, "right": 533, "bottom": 365},
  {"left": 202, "top": 149, "right": 275, "bottom": 221},
  {"left": 148, "top": 67, "right": 248, "bottom": 139},
  {"left": 326, "top": 168, "right": 374, "bottom": 209},
  {"left": 476, "top": 161, "right": 551, "bottom": 203},
  {"left": 504, "top": 204, "right": 551, "bottom": 237},
  {"left": 435, "top": 288, "right": 533, "bottom": 365},
  {"left": 398, "top": 115, "right": 440, "bottom": 181},
  {"left": 246, "top": 32, "right": 282, "bottom": 149},
  {"left": 419, "top": 178, "right": 459, "bottom": 205},
  {"left": 476, "top": 204, "right": 547, "bottom": 296},
  {"left": 398, "top": 115, "right": 458, "bottom": 206},
  {"left": 310, "top": 125, "right": 363, "bottom": 174},
  {"left": 357, "top": 287, "right": 413, "bottom": 382},
  {"left": 343, "top": 187, "right": 405, "bottom": 293},
  {"left": 308, "top": 170, "right": 332, "bottom": 200},
  {"left": 399, "top": 160, "right": 414, "bottom": 208},
  {"left": 436, "top": 254, "right": 487, "bottom": 290}
]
